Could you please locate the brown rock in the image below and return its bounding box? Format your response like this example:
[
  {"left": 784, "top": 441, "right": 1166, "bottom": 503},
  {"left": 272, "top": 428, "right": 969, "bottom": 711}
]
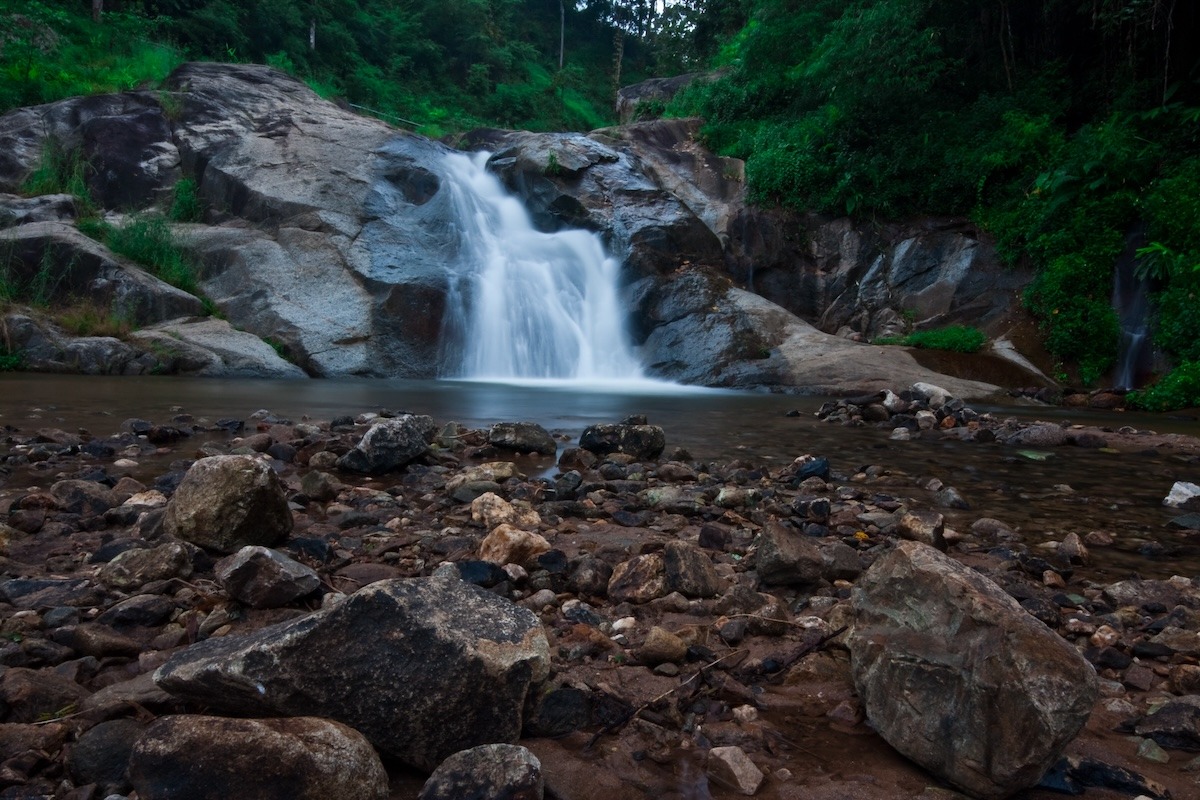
[
  {"left": 607, "top": 554, "right": 667, "bottom": 604},
  {"left": 635, "top": 626, "right": 688, "bottom": 666},
  {"left": 479, "top": 524, "right": 551, "bottom": 566},
  {"left": 163, "top": 455, "right": 293, "bottom": 553}
]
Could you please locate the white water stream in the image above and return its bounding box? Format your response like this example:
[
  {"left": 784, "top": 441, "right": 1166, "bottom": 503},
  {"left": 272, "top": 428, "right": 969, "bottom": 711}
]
[{"left": 438, "top": 151, "right": 644, "bottom": 381}]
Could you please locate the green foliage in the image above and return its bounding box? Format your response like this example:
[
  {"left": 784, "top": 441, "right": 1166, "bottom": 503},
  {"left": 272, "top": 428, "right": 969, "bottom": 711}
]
[
  {"left": 1128, "top": 362, "right": 1200, "bottom": 412},
  {"left": 876, "top": 325, "right": 987, "bottom": 354},
  {"left": 87, "top": 214, "right": 197, "bottom": 294},
  {"left": 169, "top": 177, "right": 204, "bottom": 223},
  {"left": 1024, "top": 254, "right": 1120, "bottom": 385},
  {"left": 56, "top": 303, "right": 131, "bottom": 339},
  {"left": 0, "top": 347, "right": 22, "bottom": 372}
]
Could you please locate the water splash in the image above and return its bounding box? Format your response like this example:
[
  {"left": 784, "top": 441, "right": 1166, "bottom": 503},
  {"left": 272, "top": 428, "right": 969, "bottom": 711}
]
[{"left": 438, "top": 151, "right": 643, "bottom": 381}]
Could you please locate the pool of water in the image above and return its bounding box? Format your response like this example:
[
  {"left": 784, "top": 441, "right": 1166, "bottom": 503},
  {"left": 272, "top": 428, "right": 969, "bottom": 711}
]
[{"left": 3, "top": 373, "right": 1199, "bottom": 580}]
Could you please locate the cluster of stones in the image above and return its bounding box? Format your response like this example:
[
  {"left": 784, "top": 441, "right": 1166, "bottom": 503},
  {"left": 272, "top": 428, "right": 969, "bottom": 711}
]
[
  {"left": 1010, "top": 386, "right": 1130, "bottom": 410},
  {"left": 817, "top": 381, "right": 1115, "bottom": 449},
  {"left": 0, "top": 405, "right": 1192, "bottom": 798}
]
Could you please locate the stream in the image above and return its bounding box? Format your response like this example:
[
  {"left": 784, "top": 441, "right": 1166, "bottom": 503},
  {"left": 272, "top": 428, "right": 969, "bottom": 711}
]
[{"left": 3, "top": 373, "right": 1200, "bottom": 582}]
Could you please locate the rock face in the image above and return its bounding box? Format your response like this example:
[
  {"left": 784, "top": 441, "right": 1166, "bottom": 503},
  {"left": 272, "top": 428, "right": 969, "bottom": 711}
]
[
  {"left": 848, "top": 541, "right": 1097, "bottom": 798},
  {"left": 162, "top": 455, "right": 294, "bottom": 553},
  {"left": 128, "top": 715, "right": 388, "bottom": 800},
  {"left": 154, "top": 575, "right": 551, "bottom": 770},
  {"left": 0, "top": 62, "right": 1026, "bottom": 393}
]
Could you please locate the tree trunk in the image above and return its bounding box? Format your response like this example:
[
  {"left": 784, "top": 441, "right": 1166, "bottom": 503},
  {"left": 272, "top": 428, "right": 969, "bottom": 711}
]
[
  {"left": 611, "top": 28, "right": 625, "bottom": 102},
  {"left": 92, "top": 0, "right": 103, "bottom": 23},
  {"left": 559, "top": 0, "right": 565, "bottom": 70},
  {"left": 310, "top": 19, "right": 316, "bottom": 50}
]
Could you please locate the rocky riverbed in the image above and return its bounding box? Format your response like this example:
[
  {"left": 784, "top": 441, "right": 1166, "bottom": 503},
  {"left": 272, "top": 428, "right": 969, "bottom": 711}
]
[{"left": 1, "top": 383, "right": 1199, "bottom": 799}]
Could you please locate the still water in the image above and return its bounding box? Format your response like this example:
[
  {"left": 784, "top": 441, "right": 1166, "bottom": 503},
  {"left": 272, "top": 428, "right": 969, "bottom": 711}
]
[{"left": 2, "top": 373, "right": 1200, "bottom": 581}]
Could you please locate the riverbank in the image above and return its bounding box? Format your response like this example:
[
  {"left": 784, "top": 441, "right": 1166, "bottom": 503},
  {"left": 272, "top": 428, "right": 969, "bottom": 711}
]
[{"left": 1, "top": 388, "right": 1199, "bottom": 798}]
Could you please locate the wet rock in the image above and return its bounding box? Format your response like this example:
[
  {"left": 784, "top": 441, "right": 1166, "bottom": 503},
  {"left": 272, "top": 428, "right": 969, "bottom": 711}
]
[
  {"left": 608, "top": 554, "right": 667, "bottom": 604},
  {"left": 1006, "top": 424, "right": 1068, "bottom": 448},
  {"left": 0, "top": 578, "right": 103, "bottom": 609},
  {"left": 98, "top": 541, "right": 193, "bottom": 590},
  {"left": 567, "top": 557, "right": 612, "bottom": 597},
  {"left": 163, "top": 455, "right": 294, "bottom": 553},
  {"left": 1165, "top": 481, "right": 1200, "bottom": 510},
  {"left": 419, "top": 743, "right": 542, "bottom": 800},
  {"left": 579, "top": 422, "right": 665, "bottom": 460},
  {"left": 53, "top": 623, "right": 142, "bottom": 658},
  {"left": 755, "top": 521, "right": 823, "bottom": 586},
  {"left": 299, "top": 470, "right": 341, "bottom": 502},
  {"left": 128, "top": 715, "right": 388, "bottom": 800},
  {"left": 67, "top": 718, "right": 144, "bottom": 794},
  {"left": 49, "top": 479, "right": 115, "bottom": 516},
  {"left": 663, "top": 541, "right": 723, "bottom": 598},
  {"left": 933, "top": 486, "right": 970, "bottom": 510},
  {"left": 480, "top": 524, "right": 552, "bottom": 567},
  {"left": 489, "top": 422, "right": 556, "bottom": 456},
  {"left": 849, "top": 541, "right": 1098, "bottom": 799},
  {"left": 215, "top": 546, "right": 321, "bottom": 608},
  {"left": 707, "top": 745, "right": 764, "bottom": 796},
  {"left": 154, "top": 575, "right": 550, "bottom": 770},
  {"left": 337, "top": 415, "right": 436, "bottom": 474}
]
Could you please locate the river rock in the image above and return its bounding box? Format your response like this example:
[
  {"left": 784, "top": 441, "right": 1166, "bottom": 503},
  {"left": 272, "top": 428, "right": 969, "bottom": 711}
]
[
  {"left": 215, "top": 546, "right": 321, "bottom": 608},
  {"left": 0, "top": 668, "right": 91, "bottom": 724},
  {"left": 489, "top": 422, "right": 557, "bottom": 455},
  {"left": 67, "top": 718, "right": 144, "bottom": 795},
  {"left": 898, "top": 510, "right": 946, "bottom": 550},
  {"left": 98, "top": 541, "right": 193, "bottom": 590},
  {"left": 128, "top": 715, "right": 388, "bottom": 800},
  {"left": 1006, "top": 423, "right": 1069, "bottom": 448},
  {"left": 662, "top": 540, "right": 724, "bottom": 598},
  {"left": 1133, "top": 698, "right": 1200, "bottom": 751},
  {"left": 579, "top": 422, "right": 666, "bottom": 460},
  {"left": 153, "top": 574, "right": 550, "bottom": 770},
  {"left": 479, "top": 524, "right": 552, "bottom": 567},
  {"left": 419, "top": 743, "right": 543, "bottom": 800},
  {"left": 1164, "top": 482, "right": 1200, "bottom": 509},
  {"left": 163, "top": 455, "right": 293, "bottom": 553},
  {"left": 608, "top": 554, "right": 667, "bottom": 603},
  {"left": 472, "top": 492, "right": 541, "bottom": 530},
  {"left": 635, "top": 626, "right": 688, "bottom": 666},
  {"left": 337, "top": 415, "right": 436, "bottom": 474},
  {"left": 49, "top": 479, "right": 115, "bottom": 515},
  {"left": 848, "top": 541, "right": 1097, "bottom": 798},
  {"left": 755, "top": 521, "right": 823, "bottom": 586},
  {"left": 707, "top": 745, "right": 765, "bottom": 796}
]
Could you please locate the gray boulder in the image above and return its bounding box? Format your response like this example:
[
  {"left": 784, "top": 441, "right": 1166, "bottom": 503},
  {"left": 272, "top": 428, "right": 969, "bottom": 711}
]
[
  {"left": 98, "top": 542, "right": 193, "bottom": 590},
  {"left": 153, "top": 575, "right": 551, "bottom": 770},
  {"left": 129, "top": 317, "right": 307, "bottom": 378},
  {"left": 579, "top": 422, "right": 665, "bottom": 460},
  {"left": 755, "top": 521, "right": 823, "bottom": 586},
  {"left": 489, "top": 421, "right": 557, "bottom": 455},
  {"left": 337, "top": 414, "right": 436, "bottom": 474},
  {"left": 419, "top": 743, "right": 543, "bottom": 800},
  {"left": 128, "top": 715, "right": 388, "bottom": 800},
  {"left": 163, "top": 455, "right": 294, "bottom": 553},
  {"left": 848, "top": 541, "right": 1097, "bottom": 798},
  {"left": 215, "top": 546, "right": 320, "bottom": 608}
]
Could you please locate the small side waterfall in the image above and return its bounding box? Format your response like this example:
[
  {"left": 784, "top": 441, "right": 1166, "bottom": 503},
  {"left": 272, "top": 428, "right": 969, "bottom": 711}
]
[
  {"left": 437, "top": 151, "right": 644, "bottom": 382},
  {"left": 1112, "top": 230, "right": 1154, "bottom": 390}
]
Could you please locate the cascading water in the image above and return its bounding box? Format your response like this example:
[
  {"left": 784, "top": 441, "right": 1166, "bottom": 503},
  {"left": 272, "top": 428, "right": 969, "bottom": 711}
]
[
  {"left": 437, "top": 151, "right": 644, "bottom": 382},
  {"left": 1112, "top": 229, "right": 1155, "bottom": 390}
]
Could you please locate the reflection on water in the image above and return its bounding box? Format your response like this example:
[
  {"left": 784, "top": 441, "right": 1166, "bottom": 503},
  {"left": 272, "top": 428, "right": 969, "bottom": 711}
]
[{"left": 3, "top": 373, "right": 1200, "bottom": 579}]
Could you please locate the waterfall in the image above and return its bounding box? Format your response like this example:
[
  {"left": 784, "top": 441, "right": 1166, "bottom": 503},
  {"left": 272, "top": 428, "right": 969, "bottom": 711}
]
[
  {"left": 1112, "top": 230, "right": 1154, "bottom": 390},
  {"left": 437, "top": 151, "right": 644, "bottom": 382}
]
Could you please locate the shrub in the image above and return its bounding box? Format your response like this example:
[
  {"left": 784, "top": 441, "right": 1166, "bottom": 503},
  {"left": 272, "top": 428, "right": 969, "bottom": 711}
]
[
  {"left": 1128, "top": 361, "right": 1200, "bottom": 412},
  {"left": 169, "top": 177, "right": 204, "bottom": 223},
  {"left": 876, "top": 325, "right": 987, "bottom": 354},
  {"left": 88, "top": 214, "right": 197, "bottom": 294}
]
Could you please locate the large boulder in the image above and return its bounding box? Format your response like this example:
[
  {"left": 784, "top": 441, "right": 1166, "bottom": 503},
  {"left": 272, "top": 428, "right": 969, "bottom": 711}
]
[
  {"left": 153, "top": 574, "right": 551, "bottom": 771},
  {"left": 128, "top": 715, "right": 388, "bottom": 800},
  {"left": 162, "top": 455, "right": 294, "bottom": 553},
  {"left": 129, "top": 317, "right": 307, "bottom": 378},
  {"left": 579, "top": 421, "right": 665, "bottom": 460},
  {"left": 848, "top": 541, "right": 1097, "bottom": 798},
  {"left": 419, "top": 743, "right": 543, "bottom": 800}
]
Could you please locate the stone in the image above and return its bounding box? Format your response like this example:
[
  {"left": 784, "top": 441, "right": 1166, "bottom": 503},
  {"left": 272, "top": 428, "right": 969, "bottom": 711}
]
[
  {"left": 472, "top": 492, "right": 541, "bottom": 530},
  {"left": 848, "top": 541, "right": 1098, "bottom": 799},
  {"left": 1133, "top": 698, "right": 1200, "bottom": 750},
  {"left": 898, "top": 510, "right": 946, "bottom": 550},
  {"left": 934, "top": 486, "right": 970, "bottom": 510},
  {"left": 636, "top": 626, "right": 688, "bottom": 666},
  {"left": 707, "top": 745, "right": 765, "bottom": 796},
  {"left": 299, "top": 471, "right": 341, "bottom": 502},
  {"left": 489, "top": 422, "right": 557, "bottom": 456},
  {"left": 98, "top": 542, "right": 193, "bottom": 590},
  {"left": 0, "top": 667, "right": 91, "bottom": 723},
  {"left": 0, "top": 722, "right": 68, "bottom": 762},
  {"left": 49, "top": 479, "right": 115, "bottom": 516},
  {"left": 54, "top": 623, "right": 142, "bottom": 658},
  {"left": 607, "top": 554, "right": 667, "bottom": 604},
  {"left": 480, "top": 524, "right": 552, "bottom": 567},
  {"left": 1006, "top": 424, "right": 1068, "bottom": 448},
  {"left": 662, "top": 540, "right": 724, "bottom": 598},
  {"left": 1165, "top": 482, "right": 1200, "bottom": 509},
  {"left": 755, "top": 521, "right": 823, "bottom": 586},
  {"left": 579, "top": 422, "right": 665, "bottom": 460},
  {"left": 215, "top": 546, "right": 321, "bottom": 608},
  {"left": 154, "top": 575, "right": 550, "bottom": 770},
  {"left": 419, "top": 743, "right": 542, "bottom": 800},
  {"left": 163, "top": 455, "right": 293, "bottom": 553},
  {"left": 337, "top": 415, "right": 436, "bottom": 474},
  {"left": 67, "top": 718, "right": 144, "bottom": 795},
  {"left": 567, "top": 557, "right": 613, "bottom": 597},
  {"left": 128, "top": 715, "right": 388, "bottom": 800}
]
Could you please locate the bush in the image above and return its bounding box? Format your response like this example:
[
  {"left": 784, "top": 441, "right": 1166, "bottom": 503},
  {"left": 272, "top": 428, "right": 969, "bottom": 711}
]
[
  {"left": 876, "top": 325, "right": 987, "bottom": 354},
  {"left": 1128, "top": 361, "right": 1200, "bottom": 412}
]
